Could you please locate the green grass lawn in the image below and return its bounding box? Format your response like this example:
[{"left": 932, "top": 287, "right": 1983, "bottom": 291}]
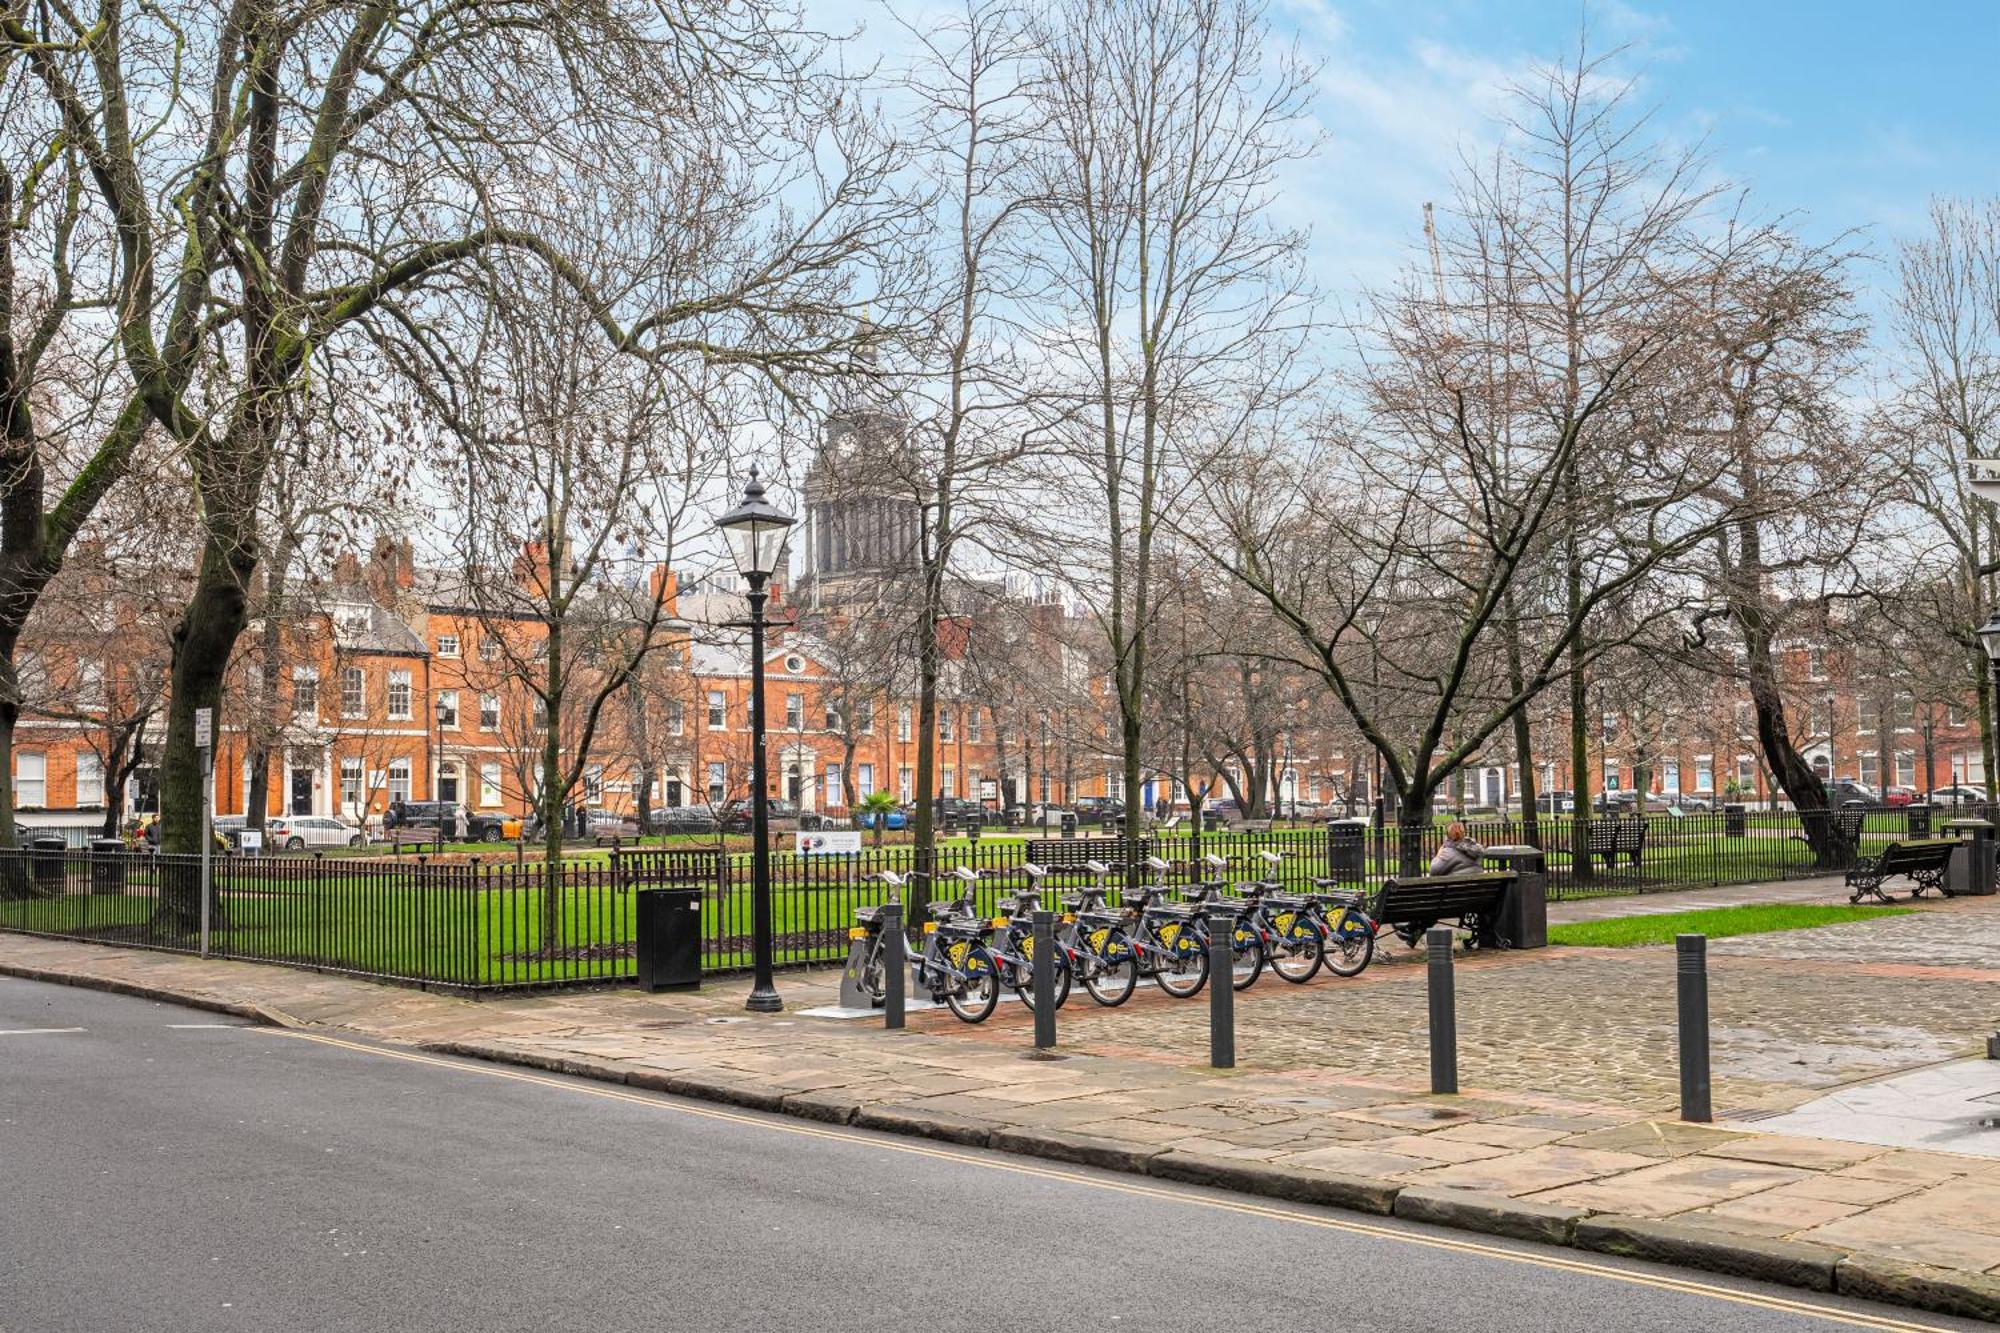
[{"left": 1547, "top": 903, "right": 1913, "bottom": 949}]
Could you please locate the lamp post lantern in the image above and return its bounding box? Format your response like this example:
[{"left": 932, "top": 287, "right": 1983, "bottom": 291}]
[{"left": 717, "top": 467, "right": 795, "bottom": 1013}]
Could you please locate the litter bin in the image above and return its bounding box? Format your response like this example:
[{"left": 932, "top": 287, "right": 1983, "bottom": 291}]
[
  {"left": 1724, "top": 803, "right": 1746, "bottom": 838},
  {"left": 29, "top": 835, "right": 66, "bottom": 894},
  {"left": 635, "top": 887, "right": 702, "bottom": 991},
  {"left": 1060, "top": 811, "right": 1078, "bottom": 840},
  {"left": 1943, "top": 818, "right": 1995, "bottom": 897},
  {"left": 88, "top": 838, "right": 127, "bottom": 895},
  {"left": 1480, "top": 845, "right": 1548, "bottom": 949},
  {"left": 1326, "top": 818, "right": 1367, "bottom": 884},
  {"left": 1906, "top": 803, "right": 1932, "bottom": 838}
]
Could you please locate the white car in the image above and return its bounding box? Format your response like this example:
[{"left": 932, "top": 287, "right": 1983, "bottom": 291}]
[{"left": 265, "top": 814, "right": 365, "bottom": 850}]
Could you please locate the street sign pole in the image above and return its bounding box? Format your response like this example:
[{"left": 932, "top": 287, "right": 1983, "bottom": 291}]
[{"left": 196, "top": 707, "right": 213, "bottom": 957}]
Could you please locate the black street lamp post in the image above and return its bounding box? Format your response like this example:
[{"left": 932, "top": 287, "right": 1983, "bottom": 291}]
[
  {"left": 717, "top": 467, "right": 795, "bottom": 1014},
  {"left": 1979, "top": 614, "right": 2000, "bottom": 812}
]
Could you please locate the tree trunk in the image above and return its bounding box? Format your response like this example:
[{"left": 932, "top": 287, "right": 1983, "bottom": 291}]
[
  {"left": 539, "top": 609, "right": 566, "bottom": 954},
  {"left": 1397, "top": 782, "right": 1429, "bottom": 876},
  {"left": 0, "top": 700, "right": 31, "bottom": 898},
  {"left": 156, "top": 528, "right": 258, "bottom": 929}
]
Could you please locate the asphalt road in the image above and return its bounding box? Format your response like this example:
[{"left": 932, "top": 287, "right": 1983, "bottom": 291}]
[{"left": 0, "top": 976, "right": 1977, "bottom": 1333}]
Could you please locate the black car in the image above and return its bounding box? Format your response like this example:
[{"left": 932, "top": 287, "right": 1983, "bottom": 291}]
[
  {"left": 1071, "top": 797, "right": 1126, "bottom": 825},
  {"left": 385, "top": 800, "right": 512, "bottom": 842}
]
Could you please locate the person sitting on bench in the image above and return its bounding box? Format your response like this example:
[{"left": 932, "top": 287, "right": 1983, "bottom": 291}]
[{"left": 1429, "top": 821, "right": 1485, "bottom": 876}]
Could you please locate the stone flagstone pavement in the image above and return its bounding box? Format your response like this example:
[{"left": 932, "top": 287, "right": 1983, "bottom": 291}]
[{"left": 5, "top": 874, "right": 2000, "bottom": 1320}]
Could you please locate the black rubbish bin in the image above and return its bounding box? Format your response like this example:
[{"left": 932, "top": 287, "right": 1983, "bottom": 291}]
[
  {"left": 1724, "top": 803, "right": 1746, "bottom": 838},
  {"left": 89, "top": 838, "right": 127, "bottom": 895},
  {"left": 635, "top": 887, "right": 702, "bottom": 992},
  {"left": 1943, "top": 819, "right": 1996, "bottom": 898},
  {"left": 1906, "top": 803, "right": 1932, "bottom": 838},
  {"left": 1480, "top": 845, "right": 1548, "bottom": 949},
  {"left": 1060, "top": 812, "right": 1078, "bottom": 840},
  {"left": 1326, "top": 818, "right": 1367, "bottom": 884},
  {"left": 29, "top": 835, "right": 67, "bottom": 894}
]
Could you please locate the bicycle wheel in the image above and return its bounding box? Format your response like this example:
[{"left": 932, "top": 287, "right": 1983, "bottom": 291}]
[
  {"left": 1322, "top": 922, "right": 1375, "bottom": 978},
  {"left": 1270, "top": 922, "right": 1323, "bottom": 983},
  {"left": 946, "top": 947, "right": 1000, "bottom": 1023},
  {"left": 1155, "top": 940, "right": 1210, "bottom": 998},
  {"left": 1015, "top": 948, "right": 1073, "bottom": 1012},
  {"left": 1230, "top": 925, "right": 1265, "bottom": 992},
  {"left": 1082, "top": 933, "right": 1138, "bottom": 1006}
]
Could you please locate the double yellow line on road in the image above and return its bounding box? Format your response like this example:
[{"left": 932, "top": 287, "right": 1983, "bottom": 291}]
[{"left": 267, "top": 1029, "right": 1955, "bottom": 1333}]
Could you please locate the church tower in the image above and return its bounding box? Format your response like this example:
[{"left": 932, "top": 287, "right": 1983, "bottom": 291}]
[{"left": 795, "top": 332, "right": 923, "bottom": 609}]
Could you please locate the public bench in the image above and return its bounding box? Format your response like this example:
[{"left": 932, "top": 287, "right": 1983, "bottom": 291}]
[
  {"left": 1845, "top": 838, "right": 1955, "bottom": 905},
  {"left": 611, "top": 847, "right": 724, "bottom": 890},
  {"left": 1024, "top": 838, "right": 1153, "bottom": 874},
  {"left": 1369, "top": 871, "right": 1515, "bottom": 948},
  {"left": 1588, "top": 817, "right": 1646, "bottom": 870}
]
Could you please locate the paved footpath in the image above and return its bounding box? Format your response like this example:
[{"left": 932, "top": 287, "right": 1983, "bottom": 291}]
[{"left": 6, "top": 876, "right": 2000, "bottom": 1322}]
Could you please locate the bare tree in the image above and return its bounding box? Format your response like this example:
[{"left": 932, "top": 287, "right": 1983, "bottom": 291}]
[{"left": 1025, "top": 0, "right": 1316, "bottom": 874}]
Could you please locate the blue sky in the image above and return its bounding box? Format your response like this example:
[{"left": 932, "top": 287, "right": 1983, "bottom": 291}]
[
  {"left": 835, "top": 0, "right": 2000, "bottom": 314},
  {"left": 1282, "top": 0, "right": 2000, "bottom": 286}
]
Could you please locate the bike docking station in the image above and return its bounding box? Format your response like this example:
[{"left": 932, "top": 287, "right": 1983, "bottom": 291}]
[{"left": 804, "top": 899, "right": 943, "bottom": 1020}]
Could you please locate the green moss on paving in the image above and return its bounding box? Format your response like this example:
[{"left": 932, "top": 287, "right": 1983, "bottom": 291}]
[{"left": 1547, "top": 903, "right": 1913, "bottom": 949}]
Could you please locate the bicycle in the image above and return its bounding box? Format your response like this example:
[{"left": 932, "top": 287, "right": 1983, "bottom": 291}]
[
  {"left": 988, "top": 863, "right": 1072, "bottom": 1011},
  {"left": 1120, "top": 855, "right": 1210, "bottom": 998},
  {"left": 1180, "top": 853, "right": 1266, "bottom": 991},
  {"left": 1059, "top": 861, "right": 1139, "bottom": 1006},
  {"left": 912, "top": 867, "right": 1004, "bottom": 1023},
  {"left": 1234, "top": 849, "right": 1325, "bottom": 984},
  {"left": 845, "top": 869, "right": 929, "bottom": 1007}
]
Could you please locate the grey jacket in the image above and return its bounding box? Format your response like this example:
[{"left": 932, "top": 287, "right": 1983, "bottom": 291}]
[{"left": 1428, "top": 837, "right": 1485, "bottom": 876}]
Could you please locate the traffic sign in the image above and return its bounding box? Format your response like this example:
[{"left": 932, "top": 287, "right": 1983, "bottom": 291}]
[{"left": 195, "top": 708, "right": 212, "bottom": 749}]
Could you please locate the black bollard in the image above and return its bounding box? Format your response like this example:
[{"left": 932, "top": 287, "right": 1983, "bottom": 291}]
[
  {"left": 1677, "top": 933, "right": 1711, "bottom": 1122},
  {"left": 1032, "top": 910, "right": 1056, "bottom": 1050},
  {"left": 1208, "top": 905, "right": 1235, "bottom": 1069},
  {"left": 883, "top": 902, "right": 905, "bottom": 1031},
  {"left": 1426, "top": 927, "right": 1458, "bottom": 1094}
]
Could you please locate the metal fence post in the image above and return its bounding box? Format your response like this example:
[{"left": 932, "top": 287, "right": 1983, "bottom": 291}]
[
  {"left": 1032, "top": 909, "right": 1056, "bottom": 1050},
  {"left": 1677, "top": 933, "right": 1711, "bottom": 1122},
  {"left": 1426, "top": 926, "right": 1458, "bottom": 1094},
  {"left": 882, "top": 902, "right": 905, "bottom": 1031},
  {"left": 1207, "top": 904, "right": 1235, "bottom": 1069}
]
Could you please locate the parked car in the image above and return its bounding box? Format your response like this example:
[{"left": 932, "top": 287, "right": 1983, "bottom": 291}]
[
  {"left": 1930, "top": 784, "right": 1988, "bottom": 807},
  {"left": 1882, "top": 786, "right": 1918, "bottom": 808},
  {"left": 1071, "top": 796, "right": 1126, "bottom": 825},
  {"left": 930, "top": 797, "right": 990, "bottom": 827},
  {"left": 1826, "top": 780, "right": 1877, "bottom": 809},
  {"left": 1534, "top": 790, "right": 1574, "bottom": 814},
  {"left": 1593, "top": 790, "right": 1641, "bottom": 813},
  {"left": 717, "top": 799, "right": 803, "bottom": 833},
  {"left": 394, "top": 801, "right": 520, "bottom": 842},
  {"left": 1668, "top": 794, "right": 1712, "bottom": 812},
  {"left": 587, "top": 808, "right": 641, "bottom": 839},
  {"left": 856, "top": 805, "right": 909, "bottom": 831},
  {"left": 265, "top": 814, "right": 365, "bottom": 850},
  {"left": 651, "top": 804, "right": 718, "bottom": 835}
]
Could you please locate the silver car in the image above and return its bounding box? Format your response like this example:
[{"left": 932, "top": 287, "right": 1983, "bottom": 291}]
[{"left": 265, "top": 814, "right": 365, "bottom": 850}]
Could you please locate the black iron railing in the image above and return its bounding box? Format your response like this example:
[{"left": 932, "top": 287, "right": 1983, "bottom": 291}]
[{"left": 0, "top": 803, "right": 1970, "bottom": 991}]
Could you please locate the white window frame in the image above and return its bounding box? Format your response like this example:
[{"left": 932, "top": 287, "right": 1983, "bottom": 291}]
[
  {"left": 857, "top": 763, "right": 874, "bottom": 797},
  {"left": 480, "top": 762, "right": 502, "bottom": 806},
  {"left": 341, "top": 666, "right": 366, "bottom": 718},
  {"left": 387, "top": 759, "right": 412, "bottom": 803},
  {"left": 341, "top": 758, "right": 364, "bottom": 812},
  {"left": 897, "top": 705, "right": 911, "bottom": 743},
  {"left": 387, "top": 670, "right": 412, "bottom": 721},
  {"left": 436, "top": 690, "right": 459, "bottom": 730},
  {"left": 480, "top": 693, "right": 499, "bottom": 731},
  {"left": 15, "top": 750, "right": 45, "bottom": 808},
  {"left": 436, "top": 634, "right": 460, "bottom": 658},
  {"left": 666, "top": 700, "right": 684, "bottom": 736},
  {"left": 293, "top": 666, "right": 320, "bottom": 718},
  {"left": 707, "top": 691, "right": 727, "bottom": 730}
]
